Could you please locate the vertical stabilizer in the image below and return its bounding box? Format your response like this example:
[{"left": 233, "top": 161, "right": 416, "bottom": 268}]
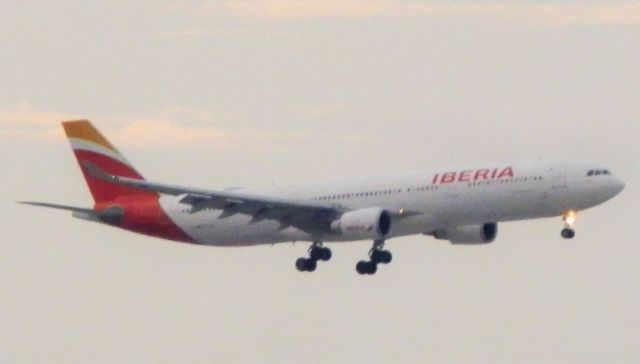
[{"left": 62, "top": 120, "right": 155, "bottom": 204}]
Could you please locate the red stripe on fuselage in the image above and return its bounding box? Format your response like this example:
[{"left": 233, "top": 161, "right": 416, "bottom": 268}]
[
  {"left": 96, "top": 196, "right": 193, "bottom": 243},
  {"left": 73, "top": 150, "right": 192, "bottom": 243}
]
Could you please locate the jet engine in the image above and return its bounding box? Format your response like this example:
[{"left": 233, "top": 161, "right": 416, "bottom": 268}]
[
  {"left": 331, "top": 207, "right": 392, "bottom": 240},
  {"left": 433, "top": 223, "right": 498, "bottom": 244}
]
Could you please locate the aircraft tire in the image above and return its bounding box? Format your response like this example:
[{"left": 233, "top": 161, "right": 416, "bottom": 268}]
[
  {"left": 319, "top": 247, "right": 332, "bottom": 261},
  {"left": 310, "top": 247, "right": 324, "bottom": 261},
  {"left": 296, "top": 258, "right": 308, "bottom": 272},
  {"left": 356, "top": 261, "right": 369, "bottom": 275},
  {"left": 356, "top": 261, "right": 377, "bottom": 275},
  {"left": 561, "top": 228, "right": 576, "bottom": 239},
  {"left": 371, "top": 250, "right": 392, "bottom": 264},
  {"left": 305, "top": 258, "right": 317, "bottom": 272}
]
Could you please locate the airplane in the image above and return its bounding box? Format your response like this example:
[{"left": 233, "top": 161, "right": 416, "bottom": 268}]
[{"left": 21, "top": 120, "right": 626, "bottom": 275}]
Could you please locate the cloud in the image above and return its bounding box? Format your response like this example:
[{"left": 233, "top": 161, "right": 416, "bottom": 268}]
[
  {"left": 158, "top": 27, "right": 289, "bottom": 39},
  {"left": 0, "top": 103, "right": 78, "bottom": 142},
  {"left": 0, "top": 103, "right": 232, "bottom": 148},
  {"left": 192, "top": 1, "right": 640, "bottom": 26},
  {"left": 0, "top": 102, "right": 79, "bottom": 127},
  {"left": 102, "top": 116, "right": 324, "bottom": 150},
  {"left": 0, "top": 103, "right": 366, "bottom": 150},
  {"left": 204, "top": 0, "right": 386, "bottom": 19}
]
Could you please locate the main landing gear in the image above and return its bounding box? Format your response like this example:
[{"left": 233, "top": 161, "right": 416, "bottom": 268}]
[
  {"left": 295, "top": 242, "right": 332, "bottom": 272},
  {"left": 561, "top": 210, "right": 577, "bottom": 239},
  {"left": 356, "top": 239, "right": 392, "bottom": 275}
]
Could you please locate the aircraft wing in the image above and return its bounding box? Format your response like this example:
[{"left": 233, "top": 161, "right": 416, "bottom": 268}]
[{"left": 83, "top": 162, "right": 343, "bottom": 233}]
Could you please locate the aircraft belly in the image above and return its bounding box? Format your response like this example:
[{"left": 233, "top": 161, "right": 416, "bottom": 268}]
[
  {"left": 391, "top": 211, "right": 441, "bottom": 237},
  {"left": 429, "top": 187, "right": 559, "bottom": 227},
  {"left": 429, "top": 188, "right": 495, "bottom": 226}
]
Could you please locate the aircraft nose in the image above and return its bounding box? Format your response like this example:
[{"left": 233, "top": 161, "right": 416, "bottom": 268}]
[{"left": 611, "top": 177, "right": 626, "bottom": 196}]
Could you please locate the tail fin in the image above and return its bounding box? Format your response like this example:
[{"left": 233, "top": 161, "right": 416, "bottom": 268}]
[{"left": 62, "top": 120, "right": 155, "bottom": 204}]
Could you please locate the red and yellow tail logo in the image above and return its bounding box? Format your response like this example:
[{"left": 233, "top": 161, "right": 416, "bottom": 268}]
[{"left": 63, "top": 120, "right": 155, "bottom": 204}]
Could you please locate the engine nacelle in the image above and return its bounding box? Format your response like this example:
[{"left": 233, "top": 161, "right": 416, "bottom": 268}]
[
  {"left": 331, "top": 207, "right": 392, "bottom": 240},
  {"left": 434, "top": 223, "right": 498, "bottom": 244}
]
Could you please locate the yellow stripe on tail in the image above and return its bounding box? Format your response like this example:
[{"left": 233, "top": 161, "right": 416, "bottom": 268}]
[{"left": 61, "top": 120, "right": 152, "bottom": 204}]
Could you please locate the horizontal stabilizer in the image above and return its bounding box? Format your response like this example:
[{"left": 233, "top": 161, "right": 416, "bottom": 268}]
[
  {"left": 18, "top": 201, "right": 95, "bottom": 214},
  {"left": 18, "top": 201, "right": 124, "bottom": 225}
]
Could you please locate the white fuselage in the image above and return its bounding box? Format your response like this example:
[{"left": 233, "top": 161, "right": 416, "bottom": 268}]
[{"left": 161, "top": 161, "right": 625, "bottom": 246}]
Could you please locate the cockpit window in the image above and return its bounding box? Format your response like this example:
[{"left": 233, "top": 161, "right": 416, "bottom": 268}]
[{"left": 588, "top": 169, "right": 612, "bottom": 177}]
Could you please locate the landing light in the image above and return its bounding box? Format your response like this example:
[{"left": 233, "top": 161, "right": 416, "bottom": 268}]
[{"left": 563, "top": 210, "right": 577, "bottom": 228}]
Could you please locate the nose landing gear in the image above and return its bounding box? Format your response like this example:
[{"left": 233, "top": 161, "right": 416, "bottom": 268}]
[
  {"left": 295, "top": 242, "right": 332, "bottom": 272},
  {"left": 356, "top": 239, "right": 392, "bottom": 275},
  {"left": 561, "top": 210, "right": 577, "bottom": 239}
]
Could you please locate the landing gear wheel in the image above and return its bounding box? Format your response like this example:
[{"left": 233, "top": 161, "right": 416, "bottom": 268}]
[
  {"left": 356, "top": 261, "right": 369, "bottom": 275},
  {"left": 371, "top": 250, "right": 392, "bottom": 264},
  {"left": 296, "top": 258, "right": 308, "bottom": 272},
  {"left": 356, "top": 261, "right": 377, "bottom": 275},
  {"left": 561, "top": 228, "right": 575, "bottom": 239},
  {"left": 305, "top": 259, "right": 317, "bottom": 272},
  {"left": 310, "top": 247, "right": 332, "bottom": 261},
  {"left": 296, "top": 242, "right": 330, "bottom": 273},
  {"left": 320, "top": 247, "right": 332, "bottom": 261},
  {"left": 356, "top": 239, "right": 391, "bottom": 275},
  {"left": 365, "top": 261, "right": 377, "bottom": 274},
  {"left": 295, "top": 258, "right": 317, "bottom": 272},
  {"left": 309, "top": 247, "right": 324, "bottom": 261}
]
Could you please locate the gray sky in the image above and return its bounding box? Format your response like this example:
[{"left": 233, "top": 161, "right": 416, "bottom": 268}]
[{"left": 1, "top": 1, "right": 639, "bottom": 363}]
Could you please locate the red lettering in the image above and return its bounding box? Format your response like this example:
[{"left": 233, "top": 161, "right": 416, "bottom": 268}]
[
  {"left": 441, "top": 172, "right": 456, "bottom": 184},
  {"left": 433, "top": 167, "right": 514, "bottom": 184},
  {"left": 497, "top": 167, "right": 514, "bottom": 179},
  {"left": 474, "top": 169, "right": 490, "bottom": 181},
  {"left": 459, "top": 170, "right": 472, "bottom": 182}
]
